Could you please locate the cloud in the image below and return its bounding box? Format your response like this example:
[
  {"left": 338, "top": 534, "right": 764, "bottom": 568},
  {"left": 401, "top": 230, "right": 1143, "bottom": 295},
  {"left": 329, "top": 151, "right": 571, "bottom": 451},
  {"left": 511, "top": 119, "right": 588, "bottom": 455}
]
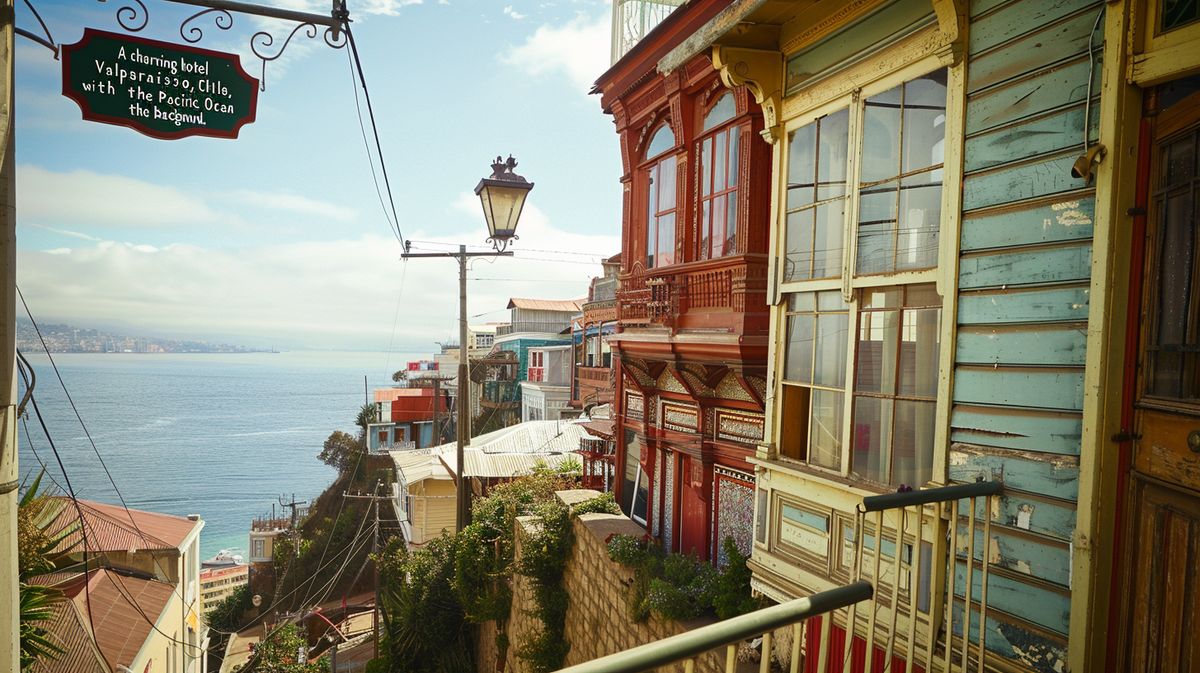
[
  {"left": 504, "top": 5, "right": 527, "bottom": 19},
  {"left": 229, "top": 190, "right": 357, "bottom": 221},
  {"left": 17, "top": 202, "right": 619, "bottom": 350},
  {"left": 18, "top": 165, "right": 220, "bottom": 228},
  {"left": 502, "top": 10, "right": 610, "bottom": 92}
]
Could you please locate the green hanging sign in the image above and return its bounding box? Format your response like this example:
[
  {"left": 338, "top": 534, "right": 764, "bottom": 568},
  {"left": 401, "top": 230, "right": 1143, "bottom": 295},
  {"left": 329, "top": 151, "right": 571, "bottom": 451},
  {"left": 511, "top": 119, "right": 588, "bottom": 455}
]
[{"left": 61, "top": 28, "right": 259, "bottom": 141}]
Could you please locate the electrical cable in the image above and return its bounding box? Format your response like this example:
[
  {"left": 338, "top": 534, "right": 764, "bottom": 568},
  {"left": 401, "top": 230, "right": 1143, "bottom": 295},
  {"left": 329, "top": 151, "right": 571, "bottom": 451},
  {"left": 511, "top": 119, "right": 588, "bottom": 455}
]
[
  {"left": 344, "top": 23, "right": 406, "bottom": 245},
  {"left": 345, "top": 43, "right": 400, "bottom": 243}
]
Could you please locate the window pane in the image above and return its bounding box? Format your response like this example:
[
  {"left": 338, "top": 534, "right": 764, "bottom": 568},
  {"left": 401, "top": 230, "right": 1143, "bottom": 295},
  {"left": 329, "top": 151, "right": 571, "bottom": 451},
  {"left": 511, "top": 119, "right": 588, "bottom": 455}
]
[
  {"left": 700, "top": 200, "right": 711, "bottom": 260},
  {"left": 818, "top": 109, "right": 850, "bottom": 201},
  {"left": 785, "top": 209, "right": 815, "bottom": 281},
  {"left": 817, "top": 290, "right": 848, "bottom": 311},
  {"left": 861, "top": 85, "right": 902, "bottom": 184},
  {"left": 897, "top": 174, "right": 941, "bottom": 270},
  {"left": 704, "top": 93, "right": 736, "bottom": 131},
  {"left": 647, "top": 124, "right": 674, "bottom": 159},
  {"left": 813, "top": 201, "right": 845, "bottom": 278},
  {"left": 851, "top": 396, "right": 892, "bottom": 484},
  {"left": 658, "top": 213, "right": 675, "bottom": 266},
  {"left": 787, "top": 123, "right": 816, "bottom": 209},
  {"left": 1162, "top": 0, "right": 1200, "bottom": 32},
  {"left": 659, "top": 156, "right": 677, "bottom": 211},
  {"left": 725, "top": 190, "right": 738, "bottom": 256},
  {"left": 814, "top": 312, "right": 848, "bottom": 388},
  {"left": 702, "top": 137, "right": 712, "bottom": 197},
  {"left": 898, "top": 306, "right": 941, "bottom": 397},
  {"left": 809, "top": 389, "right": 843, "bottom": 469},
  {"left": 892, "top": 400, "right": 936, "bottom": 487},
  {"left": 622, "top": 431, "right": 642, "bottom": 515},
  {"left": 714, "top": 131, "right": 727, "bottom": 194},
  {"left": 728, "top": 128, "right": 740, "bottom": 188},
  {"left": 788, "top": 292, "right": 815, "bottom": 312},
  {"left": 902, "top": 72, "right": 947, "bottom": 175},
  {"left": 785, "top": 314, "right": 814, "bottom": 383},
  {"left": 858, "top": 181, "right": 899, "bottom": 274},
  {"left": 712, "top": 194, "right": 727, "bottom": 259},
  {"left": 856, "top": 308, "right": 899, "bottom": 394}
]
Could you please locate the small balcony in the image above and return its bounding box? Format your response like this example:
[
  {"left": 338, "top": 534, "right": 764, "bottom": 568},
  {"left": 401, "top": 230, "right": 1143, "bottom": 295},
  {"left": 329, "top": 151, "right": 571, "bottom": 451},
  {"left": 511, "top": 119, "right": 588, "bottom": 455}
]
[
  {"left": 496, "top": 321, "right": 572, "bottom": 337},
  {"left": 481, "top": 380, "right": 521, "bottom": 409},
  {"left": 616, "top": 254, "right": 768, "bottom": 332}
]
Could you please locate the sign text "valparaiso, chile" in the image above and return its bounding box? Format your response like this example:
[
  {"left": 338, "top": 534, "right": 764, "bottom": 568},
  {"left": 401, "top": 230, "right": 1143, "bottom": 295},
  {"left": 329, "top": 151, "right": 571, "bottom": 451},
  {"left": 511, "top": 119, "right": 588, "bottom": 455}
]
[{"left": 61, "top": 28, "right": 259, "bottom": 141}]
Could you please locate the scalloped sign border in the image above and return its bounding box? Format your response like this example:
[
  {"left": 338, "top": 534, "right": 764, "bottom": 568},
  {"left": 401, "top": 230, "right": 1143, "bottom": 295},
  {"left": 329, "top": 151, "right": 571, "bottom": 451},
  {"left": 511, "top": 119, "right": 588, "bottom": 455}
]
[{"left": 61, "top": 28, "right": 259, "bottom": 141}]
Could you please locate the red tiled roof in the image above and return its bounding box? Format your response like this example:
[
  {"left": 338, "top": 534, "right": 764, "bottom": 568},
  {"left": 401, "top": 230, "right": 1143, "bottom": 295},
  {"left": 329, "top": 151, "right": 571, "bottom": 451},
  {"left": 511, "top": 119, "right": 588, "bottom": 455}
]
[
  {"left": 506, "top": 298, "right": 583, "bottom": 312},
  {"left": 32, "top": 568, "right": 176, "bottom": 673},
  {"left": 581, "top": 419, "right": 615, "bottom": 439},
  {"left": 46, "top": 497, "right": 199, "bottom": 555}
]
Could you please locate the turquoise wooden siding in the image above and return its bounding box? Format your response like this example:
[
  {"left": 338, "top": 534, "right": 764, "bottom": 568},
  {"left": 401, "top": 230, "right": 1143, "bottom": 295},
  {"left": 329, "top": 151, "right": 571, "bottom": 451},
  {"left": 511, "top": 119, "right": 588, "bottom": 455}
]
[{"left": 952, "top": 0, "right": 1104, "bottom": 668}]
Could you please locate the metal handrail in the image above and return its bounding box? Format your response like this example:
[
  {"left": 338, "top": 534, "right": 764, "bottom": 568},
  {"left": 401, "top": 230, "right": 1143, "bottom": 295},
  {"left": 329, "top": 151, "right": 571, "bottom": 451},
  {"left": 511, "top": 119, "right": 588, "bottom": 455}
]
[
  {"left": 860, "top": 479, "right": 1002, "bottom": 512},
  {"left": 553, "top": 581, "right": 873, "bottom": 673}
]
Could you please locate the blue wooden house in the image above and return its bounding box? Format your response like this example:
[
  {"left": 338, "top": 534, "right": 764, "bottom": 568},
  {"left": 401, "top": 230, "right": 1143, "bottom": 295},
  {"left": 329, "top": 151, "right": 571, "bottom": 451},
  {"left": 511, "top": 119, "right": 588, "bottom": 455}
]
[{"left": 610, "top": 0, "right": 1200, "bottom": 670}]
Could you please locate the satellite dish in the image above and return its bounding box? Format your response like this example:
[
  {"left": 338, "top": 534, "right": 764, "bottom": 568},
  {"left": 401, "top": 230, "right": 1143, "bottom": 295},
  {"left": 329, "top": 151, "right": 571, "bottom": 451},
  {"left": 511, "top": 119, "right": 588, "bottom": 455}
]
[{"left": 252, "top": 594, "right": 263, "bottom": 607}]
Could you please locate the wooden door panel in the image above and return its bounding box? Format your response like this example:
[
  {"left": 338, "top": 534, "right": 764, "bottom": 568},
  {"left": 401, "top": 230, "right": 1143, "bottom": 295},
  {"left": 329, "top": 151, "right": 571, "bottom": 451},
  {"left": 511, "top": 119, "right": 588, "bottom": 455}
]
[
  {"left": 1124, "top": 478, "right": 1200, "bottom": 673},
  {"left": 1136, "top": 408, "right": 1200, "bottom": 491}
]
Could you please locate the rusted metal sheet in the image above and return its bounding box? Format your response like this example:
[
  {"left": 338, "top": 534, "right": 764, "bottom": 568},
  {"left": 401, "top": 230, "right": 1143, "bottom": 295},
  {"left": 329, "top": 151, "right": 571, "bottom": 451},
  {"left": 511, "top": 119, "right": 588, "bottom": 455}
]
[
  {"left": 958, "top": 242, "right": 1091, "bottom": 289},
  {"left": 950, "top": 405, "right": 1082, "bottom": 456},
  {"left": 957, "top": 285, "right": 1091, "bottom": 324}
]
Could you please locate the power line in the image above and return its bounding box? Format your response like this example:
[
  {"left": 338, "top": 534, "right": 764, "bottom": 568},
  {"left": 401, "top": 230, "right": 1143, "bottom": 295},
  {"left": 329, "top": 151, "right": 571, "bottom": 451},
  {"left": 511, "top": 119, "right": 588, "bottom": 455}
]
[
  {"left": 345, "top": 42, "right": 400, "bottom": 243},
  {"left": 344, "top": 23, "right": 406, "bottom": 245}
]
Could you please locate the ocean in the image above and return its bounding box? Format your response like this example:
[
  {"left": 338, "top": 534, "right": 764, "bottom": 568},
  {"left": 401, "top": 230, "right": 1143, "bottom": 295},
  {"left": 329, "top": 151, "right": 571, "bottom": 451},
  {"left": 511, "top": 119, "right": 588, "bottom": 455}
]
[{"left": 15, "top": 350, "right": 420, "bottom": 559}]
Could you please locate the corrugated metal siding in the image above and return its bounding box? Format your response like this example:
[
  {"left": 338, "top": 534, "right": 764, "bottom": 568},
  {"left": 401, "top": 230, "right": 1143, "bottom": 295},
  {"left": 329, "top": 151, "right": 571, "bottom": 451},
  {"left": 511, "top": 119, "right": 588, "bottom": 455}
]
[{"left": 950, "top": 0, "right": 1105, "bottom": 668}]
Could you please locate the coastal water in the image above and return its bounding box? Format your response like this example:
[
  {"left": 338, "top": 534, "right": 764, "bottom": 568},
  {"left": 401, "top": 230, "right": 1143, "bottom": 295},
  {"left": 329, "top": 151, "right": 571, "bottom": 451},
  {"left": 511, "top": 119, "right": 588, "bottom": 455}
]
[{"left": 16, "top": 350, "right": 419, "bottom": 559}]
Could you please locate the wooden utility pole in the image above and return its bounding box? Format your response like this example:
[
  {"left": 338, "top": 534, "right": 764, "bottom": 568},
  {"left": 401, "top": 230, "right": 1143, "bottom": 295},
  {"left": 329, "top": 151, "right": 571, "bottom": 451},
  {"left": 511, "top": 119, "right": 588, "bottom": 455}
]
[
  {"left": 343, "top": 484, "right": 387, "bottom": 660},
  {"left": 1, "top": 3, "right": 18, "bottom": 667}
]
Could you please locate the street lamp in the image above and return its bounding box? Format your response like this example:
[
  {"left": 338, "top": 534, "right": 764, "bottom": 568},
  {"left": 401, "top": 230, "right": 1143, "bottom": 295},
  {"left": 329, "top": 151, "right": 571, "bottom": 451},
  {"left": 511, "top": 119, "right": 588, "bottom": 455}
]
[
  {"left": 401, "top": 157, "right": 533, "bottom": 531},
  {"left": 475, "top": 155, "right": 534, "bottom": 253}
]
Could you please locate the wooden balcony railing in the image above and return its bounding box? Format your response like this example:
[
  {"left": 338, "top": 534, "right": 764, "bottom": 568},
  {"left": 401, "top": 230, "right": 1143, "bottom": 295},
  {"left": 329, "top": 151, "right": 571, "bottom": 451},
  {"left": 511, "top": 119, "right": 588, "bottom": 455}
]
[
  {"left": 577, "top": 366, "right": 613, "bottom": 384},
  {"left": 616, "top": 254, "right": 767, "bottom": 328}
]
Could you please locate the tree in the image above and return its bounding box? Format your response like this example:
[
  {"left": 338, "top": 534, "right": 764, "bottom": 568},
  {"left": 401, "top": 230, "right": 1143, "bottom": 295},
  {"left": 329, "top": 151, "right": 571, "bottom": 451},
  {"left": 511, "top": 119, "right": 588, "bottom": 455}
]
[
  {"left": 17, "top": 471, "right": 74, "bottom": 670},
  {"left": 355, "top": 403, "right": 377, "bottom": 439},
  {"left": 391, "top": 370, "right": 407, "bottom": 383},
  {"left": 251, "top": 623, "right": 328, "bottom": 673},
  {"left": 318, "top": 430, "right": 361, "bottom": 474}
]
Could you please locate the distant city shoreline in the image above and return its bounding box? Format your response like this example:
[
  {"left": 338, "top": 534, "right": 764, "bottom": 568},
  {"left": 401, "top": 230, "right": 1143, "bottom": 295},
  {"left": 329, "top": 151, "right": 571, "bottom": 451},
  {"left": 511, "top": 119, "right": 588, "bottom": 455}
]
[{"left": 15, "top": 317, "right": 274, "bottom": 354}]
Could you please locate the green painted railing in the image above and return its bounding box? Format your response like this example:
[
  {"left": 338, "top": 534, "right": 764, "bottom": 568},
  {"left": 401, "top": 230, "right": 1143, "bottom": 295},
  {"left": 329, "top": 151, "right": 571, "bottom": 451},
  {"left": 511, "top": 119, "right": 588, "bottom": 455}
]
[{"left": 553, "top": 581, "right": 873, "bottom": 673}]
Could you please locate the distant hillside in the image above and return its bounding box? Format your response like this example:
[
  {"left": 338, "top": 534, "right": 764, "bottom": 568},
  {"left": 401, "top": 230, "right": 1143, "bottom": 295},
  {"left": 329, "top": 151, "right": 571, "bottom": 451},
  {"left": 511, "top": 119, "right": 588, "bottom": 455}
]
[{"left": 14, "top": 317, "right": 270, "bottom": 354}]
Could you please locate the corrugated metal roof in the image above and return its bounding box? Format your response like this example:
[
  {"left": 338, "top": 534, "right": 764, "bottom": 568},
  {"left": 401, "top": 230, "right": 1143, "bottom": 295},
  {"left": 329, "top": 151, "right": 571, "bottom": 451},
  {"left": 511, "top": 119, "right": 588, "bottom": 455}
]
[
  {"left": 31, "top": 568, "right": 176, "bottom": 673},
  {"left": 440, "top": 450, "right": 578, "bottom": 479},
  {"left": 391, "top": 450, "right": 454, "bottom": 484},
  {"left": 46, "top": 498, "right": 199, "bottom": 555},
  {"left": 506, "top": 298, "right": 583, "bottom": 312}
]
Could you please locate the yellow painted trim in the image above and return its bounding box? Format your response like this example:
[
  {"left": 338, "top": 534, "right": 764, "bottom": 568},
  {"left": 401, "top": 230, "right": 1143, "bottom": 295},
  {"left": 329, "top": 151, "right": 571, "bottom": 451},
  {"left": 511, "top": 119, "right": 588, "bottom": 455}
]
[
  {"left": 1129, "top": 36, "right": 1200, "bottom": 85},
  {"left": 1072, "top": 1, "right": 1141, "bottom": 671}
]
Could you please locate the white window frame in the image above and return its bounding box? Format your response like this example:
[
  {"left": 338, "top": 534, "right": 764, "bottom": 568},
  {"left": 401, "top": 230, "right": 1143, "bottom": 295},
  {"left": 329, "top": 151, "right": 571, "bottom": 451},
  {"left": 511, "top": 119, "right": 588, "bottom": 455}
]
[{"left": 770, "top": 49, "right": 961, "bottom": 488}]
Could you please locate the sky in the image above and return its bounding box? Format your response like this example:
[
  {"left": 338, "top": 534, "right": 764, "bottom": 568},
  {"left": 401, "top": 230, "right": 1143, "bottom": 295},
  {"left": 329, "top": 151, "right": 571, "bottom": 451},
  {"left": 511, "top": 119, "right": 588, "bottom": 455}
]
[{"left": 14, "top": 0, "right": 623, "bottom": 351}]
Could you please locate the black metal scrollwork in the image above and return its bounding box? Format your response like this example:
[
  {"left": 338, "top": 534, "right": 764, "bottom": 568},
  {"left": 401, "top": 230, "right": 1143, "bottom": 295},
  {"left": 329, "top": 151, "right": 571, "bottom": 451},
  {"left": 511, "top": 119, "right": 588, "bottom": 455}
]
[
  {"left": 180, "top": 8, "right": 234, "bottom": 44},
  {"left": 97, "top": 0, "right": 150, "bottom": 32},
  {"left": 250, "top": 22, "right": 346, "bottom": 92}
]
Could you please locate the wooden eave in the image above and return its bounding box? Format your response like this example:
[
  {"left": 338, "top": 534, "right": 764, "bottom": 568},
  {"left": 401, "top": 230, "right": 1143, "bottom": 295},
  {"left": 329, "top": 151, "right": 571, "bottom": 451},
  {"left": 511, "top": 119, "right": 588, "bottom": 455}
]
[{"left": 593, "top": 0, "right": 736, "bottom": 112}]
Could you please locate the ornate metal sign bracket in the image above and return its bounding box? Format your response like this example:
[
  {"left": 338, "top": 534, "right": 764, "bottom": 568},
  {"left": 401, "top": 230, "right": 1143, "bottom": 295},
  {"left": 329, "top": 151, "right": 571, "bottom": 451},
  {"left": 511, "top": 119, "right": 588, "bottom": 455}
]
[{"left": 18, "top": 0, "right": 351, "bottom": 90}]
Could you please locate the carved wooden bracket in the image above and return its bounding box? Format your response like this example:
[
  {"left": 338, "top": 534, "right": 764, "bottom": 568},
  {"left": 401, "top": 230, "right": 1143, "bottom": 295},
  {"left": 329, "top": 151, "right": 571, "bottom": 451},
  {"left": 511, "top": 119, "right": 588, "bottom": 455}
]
[
  {"left": 711, "top": 46, "right": 783, "bottom": 142},
  {"left": 931, "top": 0, "right": 968, "bottom": 63}
]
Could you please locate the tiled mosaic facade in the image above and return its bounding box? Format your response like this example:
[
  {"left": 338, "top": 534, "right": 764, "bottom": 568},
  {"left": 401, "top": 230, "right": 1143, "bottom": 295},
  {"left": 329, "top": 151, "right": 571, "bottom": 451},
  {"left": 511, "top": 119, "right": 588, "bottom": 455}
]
[{"left": 713, "top": 466, "right": 756, "bottom": 567}]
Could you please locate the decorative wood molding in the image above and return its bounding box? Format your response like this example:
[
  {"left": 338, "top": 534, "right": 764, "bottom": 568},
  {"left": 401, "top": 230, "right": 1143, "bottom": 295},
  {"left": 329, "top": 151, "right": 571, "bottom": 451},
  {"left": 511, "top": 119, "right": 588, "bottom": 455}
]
[
  {"left": 779, "top": 0, "right": 884, "bottom": 55},
  {"left": 711, "top": 46, "right": 783, "bottom": 134},
  {"left": 931, "top": 0, "right": 968, "bottom": 63}
]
